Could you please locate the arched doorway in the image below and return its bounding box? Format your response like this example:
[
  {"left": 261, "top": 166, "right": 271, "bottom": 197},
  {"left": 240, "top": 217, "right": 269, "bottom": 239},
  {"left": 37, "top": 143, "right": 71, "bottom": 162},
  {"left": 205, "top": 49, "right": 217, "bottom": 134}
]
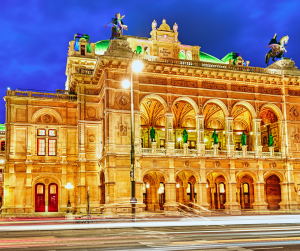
[
  {"left": 173, "top": 100, "right": 196, "bottom": 149},
  {"left": 238, "top": 175, "right": 254, "bottom": 209},
  {"left": 266, "top": 175, "right": 281, "bottom": 210},
  {"left": 48, "top": 183, "right": 58, "bottom": 212},
  {"left": 232, "top": 105, "right": 253, "bottom": 151},
  {"left": 203, "top": 102, "right": 226, "bottom": 150},
  {"left": 214, "top": 176, "right": 226, "bottom": 209},
  {"left": 140, "top": 98, "right": 166, "bottom": 149},
  {"left": 100, "top": 172, "right": 105, "bottom": 205},
  {"left": 35, "top": 183, "right": 45, "bottom": 212},
  {"left": 176, "top": 172, "right": 197, "bottom": 207},
  {"left": 143, "top": 172, "right": 165, "bottom": 211},
  {"left": 260, "top": 107, "right": 280, "bottom": 152}
]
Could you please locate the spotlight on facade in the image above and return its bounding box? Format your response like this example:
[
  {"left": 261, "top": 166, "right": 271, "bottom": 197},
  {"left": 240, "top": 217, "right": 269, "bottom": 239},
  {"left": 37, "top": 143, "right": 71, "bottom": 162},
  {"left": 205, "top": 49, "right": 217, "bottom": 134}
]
[
  {"left": 132, "top": 60, "right": 143, "bottom": 73},
  {"left": 176, "top": 183, "right": 180, "bottom": 188},
  {"left": 7, "top": 87, "right": 10, "bottom": 91},
  {"left": 146, "top": 183, "right": 150, "bottom": 188},
  {"left": 206, "top": 184, "right": 208, "bottom": 188},
  {"left": 0, "top": 160, "right": 4, "bottom": 164},
  {"left": 122, "top": 79, "right": 130, "bottom": 88},
  {"left": 65, "top": 182, "right": 74, "bottom": 189}
]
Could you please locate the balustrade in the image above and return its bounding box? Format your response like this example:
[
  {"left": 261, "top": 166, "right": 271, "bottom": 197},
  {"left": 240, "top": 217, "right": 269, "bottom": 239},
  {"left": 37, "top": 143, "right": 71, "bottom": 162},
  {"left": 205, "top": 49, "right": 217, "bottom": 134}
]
[{"left": 7, "top": 90, "right": 77, "bottom": 101}]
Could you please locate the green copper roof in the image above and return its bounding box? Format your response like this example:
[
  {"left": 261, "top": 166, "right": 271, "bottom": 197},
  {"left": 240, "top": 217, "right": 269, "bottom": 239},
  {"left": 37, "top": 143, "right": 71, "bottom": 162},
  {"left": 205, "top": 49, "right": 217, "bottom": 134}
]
[
  {"left": 95, "top": 40, "right": 110, "bottom": 55},
  {"left": 199, "top": 51, "right": 224, "bottom": 64},
  {"left": 222, "top": 52, "right": 240, "bottom": 63},
  {"left": 0, "top": 124, "right": 5, "bottom": 131}
]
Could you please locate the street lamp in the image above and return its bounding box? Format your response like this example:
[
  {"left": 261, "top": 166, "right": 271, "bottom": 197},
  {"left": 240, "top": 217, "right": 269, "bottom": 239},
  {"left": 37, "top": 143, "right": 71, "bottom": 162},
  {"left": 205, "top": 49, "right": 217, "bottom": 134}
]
[
  {"left": 122, "top": 59, "right": 143, "bottom": 220},
  {"left": 65, "top": 182, "right": 73, "bottom": 207}
]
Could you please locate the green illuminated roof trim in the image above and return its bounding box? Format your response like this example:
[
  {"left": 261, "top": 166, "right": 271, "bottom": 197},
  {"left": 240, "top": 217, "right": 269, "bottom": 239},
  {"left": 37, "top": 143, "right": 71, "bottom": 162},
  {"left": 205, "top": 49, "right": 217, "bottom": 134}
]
[
  {"left": 95, "top": 40, "right": 110, "bottom": 55},
  {"left": 199, "top": 51, "right": 224, "bottom": 64},
  {"left": 0, "top": 124, "right": 5, "bottom": 131},
  {"left": 222, "top": 52, "right": 240, "bottom": 63}
]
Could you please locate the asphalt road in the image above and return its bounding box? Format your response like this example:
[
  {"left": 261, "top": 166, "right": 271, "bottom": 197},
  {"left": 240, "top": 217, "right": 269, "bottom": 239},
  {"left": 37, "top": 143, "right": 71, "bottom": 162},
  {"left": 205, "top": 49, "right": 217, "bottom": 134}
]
[{"left": 1, "top": 224, "right": 300, "bottom": 251}]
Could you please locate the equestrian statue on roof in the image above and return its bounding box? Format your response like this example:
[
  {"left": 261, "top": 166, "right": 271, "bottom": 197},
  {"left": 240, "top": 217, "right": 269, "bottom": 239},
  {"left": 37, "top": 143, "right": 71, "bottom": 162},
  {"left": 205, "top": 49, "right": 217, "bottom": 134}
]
[{"left": 265, "top": 33, "right": 289, "bottom": 66}]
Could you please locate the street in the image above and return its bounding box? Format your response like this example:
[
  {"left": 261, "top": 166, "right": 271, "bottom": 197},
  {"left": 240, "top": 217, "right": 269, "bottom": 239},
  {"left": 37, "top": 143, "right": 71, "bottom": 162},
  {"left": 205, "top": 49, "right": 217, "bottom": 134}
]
[{"left": 1, "top": 222, "right": 300, "bottom": 250}]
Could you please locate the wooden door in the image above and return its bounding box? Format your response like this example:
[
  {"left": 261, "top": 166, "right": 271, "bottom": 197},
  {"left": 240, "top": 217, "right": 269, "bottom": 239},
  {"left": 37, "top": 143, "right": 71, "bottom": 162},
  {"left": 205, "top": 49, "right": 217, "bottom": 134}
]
[
  {"left": 266, "top": 175, "right": 281, "bottom": 210},
  {"left": 48, "top": 183, "right": 58, "bottom": 212},
  {"left": 35, "top": 183, "right": 45, "bottom": 212}
]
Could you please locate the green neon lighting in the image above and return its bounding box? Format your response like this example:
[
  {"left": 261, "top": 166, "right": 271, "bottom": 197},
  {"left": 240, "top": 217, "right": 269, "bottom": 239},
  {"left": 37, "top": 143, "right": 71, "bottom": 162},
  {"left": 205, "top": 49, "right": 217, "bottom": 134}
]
[
  {"left": 221, "top": 52, "right": 240, "bottom": 63},
  {"left": 199, "top": 51, "right": 224, "bottom": 64},
  {"left": 95, "top": 40, "right": 110, "bottom": 55},
  {"left": 0, "top": 124, "right": 5, "bottom": 131},
  {"left": 179, "top": 50, "right": 185, "bottom": 60},
  {"left": 136, "top": 45, "right": 142, "bottom": 54}
]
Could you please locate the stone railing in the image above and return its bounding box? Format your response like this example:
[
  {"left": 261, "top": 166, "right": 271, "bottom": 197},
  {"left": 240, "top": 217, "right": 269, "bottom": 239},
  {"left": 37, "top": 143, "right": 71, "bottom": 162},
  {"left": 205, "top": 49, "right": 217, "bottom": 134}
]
[
  {"left": 76, "top": 68, "right": 94, "bottom": 75},
  {"left": 205, "top": 150, "right": 214, "bottom": 156},
  {"left": 138, "top": 55, "right": 282, "bottom": 75},
  {"left": 6, "top": 90, "right": 77, "bottom": 101}
]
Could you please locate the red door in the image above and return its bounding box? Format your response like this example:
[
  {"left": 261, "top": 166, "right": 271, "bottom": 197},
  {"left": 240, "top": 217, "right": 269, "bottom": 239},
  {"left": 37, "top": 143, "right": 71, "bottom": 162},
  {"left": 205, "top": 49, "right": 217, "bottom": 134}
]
[
  {"left": 48, "top": 183, "right": 58, "bottom": 212},
  {"left": 35, "top": 183, "right": 45, "bottom": 212}
]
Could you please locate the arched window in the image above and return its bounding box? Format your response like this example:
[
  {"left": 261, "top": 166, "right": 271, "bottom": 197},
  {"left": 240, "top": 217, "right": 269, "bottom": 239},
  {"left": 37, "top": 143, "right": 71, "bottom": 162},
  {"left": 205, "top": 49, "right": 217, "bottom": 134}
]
[
  {"left": 186, "top": 51, "right": 192, "bottom": 60},
  {"left": 1, "top": 141, "right": 5, "bottom": 151},
  {"left": 136, "top": 45, "right": 143, "bottom": 54},
  {"left": 179, "top": 50, "right": 186, "bottom": 60}
]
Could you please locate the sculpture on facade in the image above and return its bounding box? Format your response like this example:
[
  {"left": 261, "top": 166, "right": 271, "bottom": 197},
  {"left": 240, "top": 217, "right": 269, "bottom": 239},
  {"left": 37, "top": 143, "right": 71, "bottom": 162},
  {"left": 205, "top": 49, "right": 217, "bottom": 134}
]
[
  {"left": 74, "top": 34, "right": 91, "bottom": 53},
  {"left": 104, "top": 13, "right": 128, "bottom": 40},
  {"left": 265, "top": 33, "right": 289, "bottom": 66},
  {"left": 150, "top": 126, "right": 156, "bottom": 142},
  {"left": 269, "top": 133, "right": 274, "bottom": 147},
  {"left": 183, "top": 129, "right": 188, "bottom": 143},
  {"left": 212, "top": 129, "right": 218, "bottom": 144},
  {"left": 241, "top": 132, "right": 247, "bottom": 146}
]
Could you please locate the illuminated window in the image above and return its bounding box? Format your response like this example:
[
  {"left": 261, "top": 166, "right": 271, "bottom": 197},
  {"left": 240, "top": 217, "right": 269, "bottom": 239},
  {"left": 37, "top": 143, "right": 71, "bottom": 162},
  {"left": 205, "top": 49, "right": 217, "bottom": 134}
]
[
  {"left": 1, "top": 141, "right": 5, "bottom": 151},
  {"left": 48, "top": 129, "right": 57, "bottom": 137},
  {"left": 186, "top": 51, "right": 192, "bottom": 60},
  {"left": 158, "top": 182, "right": 165, "bottom": 194},
  {"left": 48, "top": 139, "right": 57, "bottom": 156},
  {"left": 243, "top": 183, "right": 249, "bottom": 193},
  {"left": 187, "top": 183, "right": 191, "bottom": 193},
  {"left": 50, "top": 184, "right": 57, "bottom": 194},
  {"left": 136, "top": 45, "right": 142, "bottom": 54},
  {"left": 37, "top": 139, "right": 46, "bottom": 156},
  {"left": 37, "top": 184, "right": 44, "bottom": 194},
  {"left": 37, "top": 129, "right": 46, "bottom": 136},
  {"left": 219, "top": 183, "right": 225, "bottom": 193},
  {"left": 179, "top": 50, "right": 186, "bottom": 60}
]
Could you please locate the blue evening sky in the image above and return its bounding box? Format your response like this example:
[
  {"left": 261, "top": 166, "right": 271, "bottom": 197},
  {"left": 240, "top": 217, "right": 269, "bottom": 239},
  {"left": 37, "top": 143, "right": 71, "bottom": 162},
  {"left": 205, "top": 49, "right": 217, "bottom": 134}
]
[{"left": 1, "top": 0, "right": 300, "bottom": 123}]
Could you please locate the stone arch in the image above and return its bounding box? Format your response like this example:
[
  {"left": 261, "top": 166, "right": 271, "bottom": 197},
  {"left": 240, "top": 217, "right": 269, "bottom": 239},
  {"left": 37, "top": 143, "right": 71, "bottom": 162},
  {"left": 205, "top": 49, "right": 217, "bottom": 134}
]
[
  {"left": 233, "top": 101, "right": 257, "bottom": 119},
  {"left": 32, "top": 108, "right": 63, "bottom": 124},
  {"left": 141, "top": 169, "right": 169, "bottom": 183},
  {"left": 140, "top": 94, "right": 168, "bottom": 112},
  {"left": 203, "top": 99, "right": 229, "bottom": 117},
  {"left": 172, "top": 96, "right": 200, "bottom": 115},
  {"left": 260, "top": 103, "right": 283, "bottom": 121},
  {"left": 175, "top": 169, "right": 200, "bottom": 183},
  {"left": 264, "top": 171, "right": 284, "bottom": 183},
  {"left": 236, "top": 171, "right": 258, "bottom": 183},
  {"left": 206, "top": 170, "right": 229, "bottom": 183}
]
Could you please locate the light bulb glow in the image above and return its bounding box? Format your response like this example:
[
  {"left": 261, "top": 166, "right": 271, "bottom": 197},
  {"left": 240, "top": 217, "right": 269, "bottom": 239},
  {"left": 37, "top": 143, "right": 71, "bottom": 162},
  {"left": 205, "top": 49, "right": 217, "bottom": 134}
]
[
  {"left": 132, "top": 60, "right": 143, "bottom": 73},
  {"left": 204, "top": 138, "right": 208, "bottom": 142},
  {"left": 250, "top": 132, "right": 253, "bottom": 135},
  {"left": 146, "top": 183, "right": 150, "bottom": 188},
  {"left": 176, "top": 183, "right": 180, "bottom": 188},
  {"left": 65, "top": 182, "right": 74, "bottom": 189},
  {"left": 122, "top": 79, "right": 130, "bottom": 88},
  {"left": 0, "top": 160, "right": 4, "bottom": 164}
]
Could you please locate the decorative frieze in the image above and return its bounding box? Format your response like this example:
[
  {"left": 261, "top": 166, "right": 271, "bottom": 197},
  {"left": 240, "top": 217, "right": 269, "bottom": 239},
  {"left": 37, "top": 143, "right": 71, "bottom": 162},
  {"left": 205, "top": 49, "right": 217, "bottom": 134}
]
[
  {"left": 171, "top": 79, "right": 197, "bottom": 87},
  {"left": 231, "top": 85, "right": 254, "bottom": 93},
  {"left": 258, "top": 87, "right": 281, "bottom": 95},
  {"left": 288, "top": 89, "right": 300, "bottom": 96},
  {"left": 139, "top": 77, "right": 167, "bottom": 85},
  {"left": 85, "top": 88, "right": 100, "bottom": 95},
  {"left": 202, "top": 81, "right": 227, "bottom": 90}
]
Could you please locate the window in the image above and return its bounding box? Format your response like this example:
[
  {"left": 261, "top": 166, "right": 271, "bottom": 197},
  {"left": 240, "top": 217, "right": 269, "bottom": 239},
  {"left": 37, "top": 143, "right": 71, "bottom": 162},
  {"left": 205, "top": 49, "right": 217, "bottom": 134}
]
[
  {"left": 179, "top": 50, "right": 185, "bottom": 60},
  {"left": 37, "top": 184, "right": 44, "bottom": 194},
  {"left": 48, "top": 129, "right": 56, "bottom": 137},
  {"left": 1, "top": 141, "right": 5, "bottom": 151},
  {"left": 50, "top": 184, "right": 57, "bottom": 194},
  {"left": 37, "top": 129, "right": 46, "bottom": 136},
  {"left": 136, "top": 45, "right": 142, "bottom": 54},
  {"left": 48, "top": 139, "right": 57, "bottom": 156},
  {"left": 219, "top": 183, "right": 225, "bottom": 193},
  {"left": 37, "top": 139, "right": 46, "bottom": 156}
]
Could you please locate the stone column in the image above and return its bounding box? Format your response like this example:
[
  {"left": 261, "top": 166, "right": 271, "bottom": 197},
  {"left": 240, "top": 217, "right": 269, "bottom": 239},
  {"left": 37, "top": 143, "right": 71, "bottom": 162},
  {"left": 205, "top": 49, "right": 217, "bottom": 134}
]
[
  {"left": 183, "top": 143, "right": 188, "bottom": 155},
  {"left": 225, "top": 160, "right": 241, "bottom": 215},
  {"left": 135, "top": 112, "right": 141, "bottom": 155},
  {"left": 242, "top": 145, "right": 247, "bottom": 157},
  {"left": 252, "top": 160, "right": 269, "bottom": 214},
  {"left": 213, "top": 144, "right": 219, "bottom": 156},
  {"left": 269, "top": 146, "right": 274, "bottom": 157},
  {"left": 196, "top": 115, "right": 205, "bottom": 156},
  {"left": 279, "top": 162, "right": 298, "bottom": 211},
  {"left": 164, "top": 167, "right": 179, "bottom": 215},
  {"left": 165, "top": 113, "right": 175, "bottom": 155},
  {"left": 197, "top": 159, "right": 211, "bottom": 215},
  {"left": 225, "top": 117, "right": 235, "bottom": 157},
  {"left": 25, "top": 161, "right": 33, "bottom": 213},
  {"left": 151, "top": 141, "right": 157, "bottom": 154},
  {"left": 253, "top": 119, "right": 263, "bottom": 157}
]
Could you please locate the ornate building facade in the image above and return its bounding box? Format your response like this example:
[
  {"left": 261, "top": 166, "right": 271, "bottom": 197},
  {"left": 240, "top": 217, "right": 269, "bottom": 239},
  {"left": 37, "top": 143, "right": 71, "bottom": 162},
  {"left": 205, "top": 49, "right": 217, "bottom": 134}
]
[{"left": 2, "top": 20, "right": 300, "bottom": 216}]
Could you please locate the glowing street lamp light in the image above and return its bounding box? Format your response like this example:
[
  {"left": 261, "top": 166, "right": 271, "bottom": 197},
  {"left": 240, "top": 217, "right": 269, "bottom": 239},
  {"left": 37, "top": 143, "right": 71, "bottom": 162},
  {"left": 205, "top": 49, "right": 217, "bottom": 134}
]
[
  {"left": 132, "top": 60, "right": 143, "bottom": 73},
  {"left": 65, "top": 182, "right": 73, "bottom": 207},
  {"left": 122, "top": 79, "right": 130, "bottom": 89}
]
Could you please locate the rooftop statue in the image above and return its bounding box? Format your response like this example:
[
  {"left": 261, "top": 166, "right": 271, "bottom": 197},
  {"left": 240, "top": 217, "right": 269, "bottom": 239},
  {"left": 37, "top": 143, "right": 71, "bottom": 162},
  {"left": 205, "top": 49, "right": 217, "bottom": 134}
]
[
  {"left": 104, "top": 13, "right": 128, "bottom": 40},
  {"left": 265, "top": 33, "right": 289, "bottom": 66}
]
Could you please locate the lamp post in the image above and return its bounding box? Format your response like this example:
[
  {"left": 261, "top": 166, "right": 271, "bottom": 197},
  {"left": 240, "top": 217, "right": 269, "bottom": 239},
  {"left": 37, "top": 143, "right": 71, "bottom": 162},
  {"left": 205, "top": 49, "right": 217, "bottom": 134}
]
[
  {"left": 122, "top": 59, "right": 143, "bottom": 220},
  {"left": 65, "top": 182, "right": 73, "bottom": 208}
]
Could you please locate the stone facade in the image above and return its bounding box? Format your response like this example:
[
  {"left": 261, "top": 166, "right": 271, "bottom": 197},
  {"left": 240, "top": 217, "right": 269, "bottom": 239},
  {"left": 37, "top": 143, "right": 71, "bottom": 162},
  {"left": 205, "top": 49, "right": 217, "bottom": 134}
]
[{"left": 2, "top": 20, "right": 300, "bottom": 216}]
